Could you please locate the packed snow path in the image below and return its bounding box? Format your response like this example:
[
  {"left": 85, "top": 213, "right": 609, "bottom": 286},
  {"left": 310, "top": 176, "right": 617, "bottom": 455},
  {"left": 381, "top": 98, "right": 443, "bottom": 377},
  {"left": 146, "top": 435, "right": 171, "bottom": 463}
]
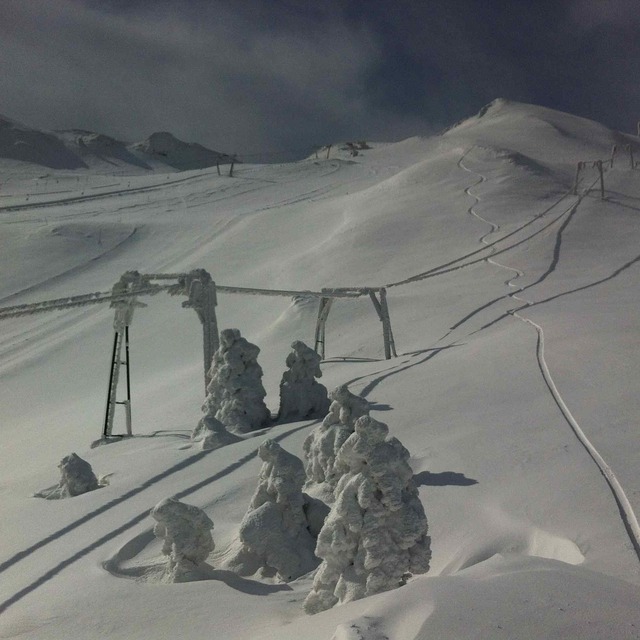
[{"left": 458, "top": 147, "right": 640, "bottom": 563}]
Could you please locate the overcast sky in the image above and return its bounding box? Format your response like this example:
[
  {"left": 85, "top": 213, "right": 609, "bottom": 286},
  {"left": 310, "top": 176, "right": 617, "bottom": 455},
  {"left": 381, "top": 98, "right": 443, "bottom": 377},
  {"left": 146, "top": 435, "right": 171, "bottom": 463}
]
[{"left": 1, "top": 0, "right": 638, "bottom": 160}]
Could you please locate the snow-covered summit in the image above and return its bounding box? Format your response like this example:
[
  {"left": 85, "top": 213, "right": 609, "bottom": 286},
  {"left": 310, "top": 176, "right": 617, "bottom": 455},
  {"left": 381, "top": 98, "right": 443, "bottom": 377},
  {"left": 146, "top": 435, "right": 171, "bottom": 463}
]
[
  {"left": 55, "top": 129, "right": 152, "bottom": 170},
  {"left": 0, "top": 114, "right": 233, "bottom": 173},
  {"left": 130, "top": 131, "right": 233, "bottom": 171},
  {"left": 0, "top": 113, "right": 87, "bottom": 170},
  {"left": 444, "top": 98, "right": 635, "bottom": 166}
]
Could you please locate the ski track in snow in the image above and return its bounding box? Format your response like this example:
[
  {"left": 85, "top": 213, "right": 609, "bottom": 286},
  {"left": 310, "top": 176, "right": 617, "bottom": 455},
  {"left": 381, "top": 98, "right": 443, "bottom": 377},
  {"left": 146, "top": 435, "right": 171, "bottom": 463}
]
[
  {"left": 0, "top": 420, "right": 314, "bottom": 615},
  {"left": 458, "top": 148, "right": 640, "bottom": 564}
]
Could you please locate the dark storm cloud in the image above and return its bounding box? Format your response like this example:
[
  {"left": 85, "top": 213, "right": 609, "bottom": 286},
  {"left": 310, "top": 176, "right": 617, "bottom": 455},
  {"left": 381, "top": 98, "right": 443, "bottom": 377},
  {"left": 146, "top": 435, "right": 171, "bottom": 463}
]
[
  {"left": 1, "top": 0, "right": 638, "bottom": 158},
  {"left": 0, "top": 0, "right": 422, "bottom": 157}
]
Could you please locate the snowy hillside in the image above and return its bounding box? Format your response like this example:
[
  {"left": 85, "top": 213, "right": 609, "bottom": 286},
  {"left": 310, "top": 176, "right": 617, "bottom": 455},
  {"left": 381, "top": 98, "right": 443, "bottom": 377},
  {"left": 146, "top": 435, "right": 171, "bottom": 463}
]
[
  {"left": 0, "top": 114, "right": 232, "bottom": 175},
  {"left": 1, "top": 99, "right": 640, "bottom": 639}
]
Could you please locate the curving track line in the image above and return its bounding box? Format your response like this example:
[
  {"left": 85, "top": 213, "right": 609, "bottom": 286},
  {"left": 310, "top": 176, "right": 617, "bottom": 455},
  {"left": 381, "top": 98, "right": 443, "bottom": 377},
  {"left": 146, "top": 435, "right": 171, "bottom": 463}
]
[
  {"left": 386, "top": 149, "right": 580, "bottom": 288},
  {"left": 459, "top": 148, "right": 640, "bottom": 562}
]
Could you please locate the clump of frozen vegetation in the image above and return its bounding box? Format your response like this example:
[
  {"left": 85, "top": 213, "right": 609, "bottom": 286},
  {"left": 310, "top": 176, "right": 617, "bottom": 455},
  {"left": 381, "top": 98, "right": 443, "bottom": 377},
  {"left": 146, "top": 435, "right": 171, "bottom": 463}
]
[
  {"left": 151, "top": 497, "right": 214, "bottom": 582},
  {"left": 203, "top": 328, "right": 270, "bottom": 433},
  {"left": 303, "top": 385, "right": 369, "bottom": 500},
  {"left": 304, "top": 416, "right": 431, "bottom": 614},
  {"left": 35, "top": 452, "right": 101, "bottom": 499},
  {"left": 192, "top": 414, "right": 241, "bottom": 451},
  {"left": 226, "top": 439, "right": 318, "bottom": 581},
  {"left": 278, "top": 340, "right": 330, "bottom": 422}
]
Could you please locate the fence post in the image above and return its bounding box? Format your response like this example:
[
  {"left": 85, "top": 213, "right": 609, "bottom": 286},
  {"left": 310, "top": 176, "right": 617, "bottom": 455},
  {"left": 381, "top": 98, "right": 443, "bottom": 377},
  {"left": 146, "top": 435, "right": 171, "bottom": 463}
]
[
  {"left": 596, "top": 160, "right": 605, "bottom": 199},
  {"left": 216, "top": 161, "right": 221, "bottom": 176},
  {"left": 610, "top": 145, "right": 617, "bottom": 167},
  {"left": 229, "top": 156, "right": 236, "bottom": 177},
  {"left": 629, "top": 145, "right": 635, "bottom": 170},
  {"left": 326, "top": 144, "right": 332, "bottom": 160},
  {"left": 572, "top": 162, "right": 582, "bottom": 195}
]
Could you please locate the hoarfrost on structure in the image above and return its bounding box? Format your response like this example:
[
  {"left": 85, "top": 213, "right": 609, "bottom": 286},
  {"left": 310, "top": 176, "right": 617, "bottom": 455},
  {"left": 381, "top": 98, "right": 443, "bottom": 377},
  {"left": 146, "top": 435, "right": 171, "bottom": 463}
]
[
  {"left": 304, "top": 416, "right": 431, "bottom": 614},
  {"left": 203, "top": 328, "right": 270, "bottom": 434},
  {"left": 227, "top": 439, "right": 318, "bottom": 581},
  {"left": 303, "top": 385, "right": 369, "bottom": 500},
  {"left": 151, "top": 497, "right": 215, "bottom": 582},
  {"left": 278, "top": 340, "right": 329, "bottom": 422},
  {"left": 35, "top": 452, "right": 100, "bottom": 499}
]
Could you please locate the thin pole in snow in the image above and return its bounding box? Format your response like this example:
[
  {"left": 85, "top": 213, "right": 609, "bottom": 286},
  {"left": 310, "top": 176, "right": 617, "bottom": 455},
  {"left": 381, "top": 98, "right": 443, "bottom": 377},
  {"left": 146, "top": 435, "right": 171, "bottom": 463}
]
[
  {"left": 596, "top": 160, "right": 605, "bottom": 199},
  {"left": 124, "top": 325, "right": 132, "bottom": 436},
  {"left": 103, "top": 332, "right": 119, "bottom": 438},
  {"left": 572, "top": 162, "right": 582, "bottom": 195}
]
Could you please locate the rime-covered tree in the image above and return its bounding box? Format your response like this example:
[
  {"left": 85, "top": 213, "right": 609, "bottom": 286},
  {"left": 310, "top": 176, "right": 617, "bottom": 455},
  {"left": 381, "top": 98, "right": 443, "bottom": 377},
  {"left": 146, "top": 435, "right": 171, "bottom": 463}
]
[
  {"left": 304, "top": 416, "right": 431, "bottom": 614},
  {"left": 35, "top": 452, "right": 100, "bottom": 499},
  {"left": 303, "top": 385, "right": 369, "bottom": 500},
  {"left": 278, "top": 341, "right": 329, "bottom": 423},
  {"left": 226, "top": 440, "right": 318, "bottom": 581},
  {"left": 203, "top": 328, "right": 270, "bottom": 433},
  {"left": 151, "top": 497, "right": 214, "bottom": 582}
]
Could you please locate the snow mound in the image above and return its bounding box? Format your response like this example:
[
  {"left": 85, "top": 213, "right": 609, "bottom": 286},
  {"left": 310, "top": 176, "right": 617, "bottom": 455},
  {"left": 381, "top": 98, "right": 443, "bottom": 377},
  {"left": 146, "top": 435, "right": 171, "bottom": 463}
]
[
  {"left": 151, "top": 497, "right": 215, "bottom": 582},
  {"left": 305, "top": 416, "right": 431, "bottom": 614},
  {"left": 278, "top": 340, "right": 330, "bottom": 423},
  {"left": 34, "top": 452, "right": 101, "bottom": 499},
  {"left": 131, "top": 132, "right": 233, "bottom": 171},
  {"left": 226, "top": 439, "right": 318, "bottom": 581},
  {"left": 443, "top": 526, "right": 585, "bottom": 575},
  {"left": 192, "top": 414, "right": 242, "bottom": 451}
]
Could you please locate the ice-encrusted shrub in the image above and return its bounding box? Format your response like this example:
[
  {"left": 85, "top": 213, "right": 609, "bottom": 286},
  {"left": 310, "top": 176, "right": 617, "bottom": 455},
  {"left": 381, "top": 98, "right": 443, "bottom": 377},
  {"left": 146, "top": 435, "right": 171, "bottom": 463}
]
[
  {"left": 35, "top": 452, "right": 100, "bottom": 499},
  {"left": 304, "top": 416, "right": 431, "bottom": 614},
  {"left": 303, "top": 385, "right": 369, "bottom": 500},
  {"left": 227, "top": 439, "right": 318, "bottom": 581},
  {"left": 204, "top": 328, "right": 270, "bottom": 433},
  {"left": 192, "top": 414, "right": 241, "bottom": 451},
  {"left": 278, "top": 340, "right": 329, "bottom": 422},
  {"left": 151, "top": 497, "right": 214, "bottom": 582}
]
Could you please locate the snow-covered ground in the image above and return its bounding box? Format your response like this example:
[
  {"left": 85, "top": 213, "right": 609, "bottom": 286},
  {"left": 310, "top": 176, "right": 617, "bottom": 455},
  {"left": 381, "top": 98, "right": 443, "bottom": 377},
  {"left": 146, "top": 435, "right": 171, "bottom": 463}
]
[{"left": 1, "top": 99, "right": 640, "bottom": 638}]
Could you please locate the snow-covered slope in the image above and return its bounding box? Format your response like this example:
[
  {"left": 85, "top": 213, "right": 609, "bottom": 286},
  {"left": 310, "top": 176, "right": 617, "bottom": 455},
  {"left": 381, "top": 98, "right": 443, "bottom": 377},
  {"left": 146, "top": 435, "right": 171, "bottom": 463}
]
[
  {"left": 0, "top": 114, "right": 232, "bottom": 175},
  {"left": 0, "top": 113, "right": 87, "bottom": 170},
  {"left": 130, "top": 132, "right": 234, "bottom": 171},
  {"left": 1, "top": 100, "right": 640, "bottom": 639}
]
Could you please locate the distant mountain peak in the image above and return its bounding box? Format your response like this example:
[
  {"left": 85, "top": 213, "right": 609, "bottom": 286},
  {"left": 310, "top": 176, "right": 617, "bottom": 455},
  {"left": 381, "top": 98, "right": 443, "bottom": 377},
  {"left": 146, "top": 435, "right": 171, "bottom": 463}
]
[{"left": 131, "top": 132, "right": 233, "bottom": 170}]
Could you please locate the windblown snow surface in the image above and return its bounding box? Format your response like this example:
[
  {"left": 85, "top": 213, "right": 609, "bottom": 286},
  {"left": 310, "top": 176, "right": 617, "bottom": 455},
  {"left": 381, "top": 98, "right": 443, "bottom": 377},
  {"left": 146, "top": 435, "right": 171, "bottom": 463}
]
[{"left": 1, "top": 99, "right": 640, "bottom": 639}]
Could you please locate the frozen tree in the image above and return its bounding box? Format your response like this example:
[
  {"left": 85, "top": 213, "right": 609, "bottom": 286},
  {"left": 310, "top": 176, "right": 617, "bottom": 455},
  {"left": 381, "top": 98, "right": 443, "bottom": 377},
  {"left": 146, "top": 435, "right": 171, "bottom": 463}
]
[
  {"left": 227, "top": 439, "right": 318, "bottom": 581},
  {"left": 35, "top": 452, "right": 100, "bottom": 499},
  {"left": 192, "top": 415, "right": 241, "bottom": 451},
  {"left": 303, "top": 385, "right": 369, "bottom": 500},
  {"left": 304, "top": 416, "right": 431, "bottom": 614},
  {"left": 204, "top": 328, "right": 270, "bottom": 433},
  {"left": 278, "top": 341, "right": 329, "bottom": 422},
  {"left": 151, "top": 497, "right": 214, "bottom": 582}
]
